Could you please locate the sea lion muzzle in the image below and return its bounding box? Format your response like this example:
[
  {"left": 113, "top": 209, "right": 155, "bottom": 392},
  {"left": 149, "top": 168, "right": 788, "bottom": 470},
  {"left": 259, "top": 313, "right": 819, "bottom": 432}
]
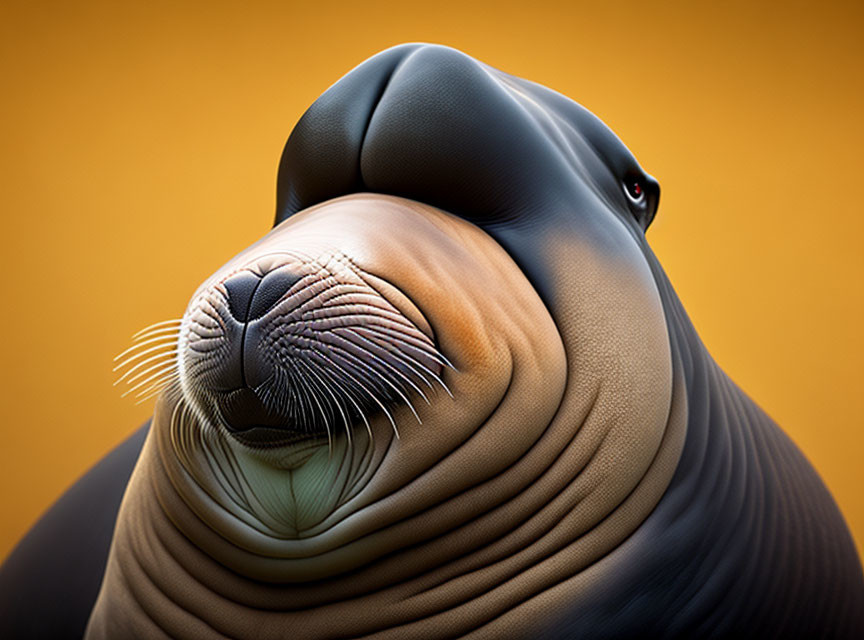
[{"left": 179, "top": 248, "right": 447, "bottom": 447}]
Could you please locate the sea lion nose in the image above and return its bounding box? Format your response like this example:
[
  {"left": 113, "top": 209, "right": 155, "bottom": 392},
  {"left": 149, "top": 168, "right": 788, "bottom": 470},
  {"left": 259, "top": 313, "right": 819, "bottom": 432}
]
[
  {"left": 213, "top": 267, "right": 307, "bottom": 432},
  {"left": 223, "top": 267, "right": 303, "bottom": 322}
]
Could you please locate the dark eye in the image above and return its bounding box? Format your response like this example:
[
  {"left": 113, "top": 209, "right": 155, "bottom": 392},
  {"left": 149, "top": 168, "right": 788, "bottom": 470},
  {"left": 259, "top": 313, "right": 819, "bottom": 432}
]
[{"left": 624, "top": 178, "right": 645, "bottom": 204}]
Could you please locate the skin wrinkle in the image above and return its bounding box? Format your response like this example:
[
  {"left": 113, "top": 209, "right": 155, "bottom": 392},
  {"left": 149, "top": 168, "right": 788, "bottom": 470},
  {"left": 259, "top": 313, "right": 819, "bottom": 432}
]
[
  {"left": 145, "top": 378, "right": 616, "bottom": 632},
  {"left": 690, "top": 405, "right": 752, "bottom": 638},
  {"left": 452, "top": 246, "right": 686, "bottom": 637},
  {"left": 763, "top": 428, "right": 814, "bottom": 636},
  {"left": 170, "top": 415, "right": 292, "bottom": 541},
  {"left": 113, "top": 553, "right": 173, "bottom": 640},
  {"left": 669, "top": 366, "right": 731, "bottom": 628},
  {"left": 301, "top": 350, "right": 512, "bottom": 546},
  {"left": 724, "top": 401, "right": 773, "bottom": 635},
  {"left": 673, "top": 369, "right": 745, "bottom": 636},
  {"left": 213, "top": 430, "right": 259, "bottom": 520},
  {"left": 709, "top": 375, "right": 765, "bottom": 630},
  {"left": 176, "top": 406, "right": 282, "bottom": 535},
  {"left": 405, "top": 383, "right": 602, "bottom": 600},
  {"left": 86, "top": 191, "right": 690, "bottom": 639},
  {"left": 130, "top": 514, "right": 228, "bottom": 639},
  {"left": 659, "top": 390, "right": 723, "bottom": 627},
  {"left": 176, "top": 338, "right": 512, "bottom": 552},
  {"left": 326, "top": 389, "right": 549, "bottom": 554},
  {"left": 741, "top": 402, "right": 783, "bottom": 637},
  {"left": 367, "top": 406, "right": 685, "bottom": 639},
  {"left": 468, "top": 374, "right": 684, "bottom": 639},
  {"left": 460, "top": 377, "right": 685, "bottom": 632},
  {"left": 603, "top": 263, "right": 704, "bottom": 636},
  {"left": 219, "top": 445, "right": 288, "bottom": 529},
  {"left": 212, "top": 417, "right": 359, "bottom": 537},
  {"left": 93, "top": 441, "right": 198, "bottom": 639},
  {"left": 396, "top": 430, "right": 616, "bottom": 623}
]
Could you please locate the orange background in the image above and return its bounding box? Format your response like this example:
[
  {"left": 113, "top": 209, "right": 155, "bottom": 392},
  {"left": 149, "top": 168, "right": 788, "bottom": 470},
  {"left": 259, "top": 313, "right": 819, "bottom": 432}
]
[{"left": 1, "top": 0, "right": 862, "bottom": 563}]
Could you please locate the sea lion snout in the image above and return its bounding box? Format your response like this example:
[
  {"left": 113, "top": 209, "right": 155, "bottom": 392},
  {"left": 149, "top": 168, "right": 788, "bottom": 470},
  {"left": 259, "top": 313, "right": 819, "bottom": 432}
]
[{"left": 178, "top": 245, "right": 447, "bottom": 448}]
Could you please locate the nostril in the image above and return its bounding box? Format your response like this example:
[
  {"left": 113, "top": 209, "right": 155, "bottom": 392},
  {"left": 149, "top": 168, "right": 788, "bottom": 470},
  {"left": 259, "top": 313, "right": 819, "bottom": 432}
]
[
  {"left": 222, "top": 268, "right": 303, "bottom": 323},
  {"left": 247, "top": 269, "right": 303, "bottom": 321},
  {"left": 224, "top": 272, "right": 262, "bottom": 321}
]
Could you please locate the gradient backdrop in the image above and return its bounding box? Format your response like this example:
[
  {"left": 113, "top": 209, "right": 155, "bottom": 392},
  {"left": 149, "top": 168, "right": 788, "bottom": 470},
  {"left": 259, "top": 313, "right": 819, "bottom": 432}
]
[{"left": 1, "top": 0, "right": 862, "bottom": 563}]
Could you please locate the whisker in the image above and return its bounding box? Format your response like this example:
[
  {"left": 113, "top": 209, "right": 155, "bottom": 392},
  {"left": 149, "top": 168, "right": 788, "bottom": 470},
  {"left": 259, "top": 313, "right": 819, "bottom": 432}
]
[
  {"left": 417, "top": 365, "right": 453, "bottom": 398},
  {"left": 303, "top": 360, "right": 352, "bottom": 448},
  {"left": 130, "top": 326, "right": 181, "bottom": 342},
  {"left": 294, "top": 359, "right": 333, "bottom": 454},
  {"left": 305, "top": 342, "right": 393, "bottom": 402},
  {"left": 120, "top": 359, "right": 179, "bottom": 386},
  {"left": 113, "top": 342, "right": 178, "bottom": 372},
  {"left": 114, "top": 334, "right": 178, "bottom": 362},
  {"left": 331, "top": 329, "right": 433, "bottom": 403},
  {"left": 132, "top": 319, "right": 182, "bottom": 340},
  {"left": 120, "top": 364, "right": 178, "bottom": 397},
  {"left": 134, "top": 380, "right": 177, "bottom": 405},
  {"left": 114, "top": 350, "right": 178, "bottom": 383},
  {"left": 317, "top": 364, "right": 373, "bottom": 443},
  {"left": 284, "top": 365, "right": 315, "bottom": 431},
  {"left": 347, "top": 328, "right": 453, "bottom": 397},
  {"left": 309, "top": 349, "right": 399, "bottom": 439},
  {"left": 354, "top": 324, "right": 454, "bottom": 370},
  {"left": 345, "top": 354, "right": 422, "bottom": 426},
  {"left": 133, "top": 374, "right": 179, "bottom": 403},
  {"left": 325, "top": 331, "right": 432, "bottom": 404},
  {"left": 131, "top": 372, "right": 179, "bottom": 403}
]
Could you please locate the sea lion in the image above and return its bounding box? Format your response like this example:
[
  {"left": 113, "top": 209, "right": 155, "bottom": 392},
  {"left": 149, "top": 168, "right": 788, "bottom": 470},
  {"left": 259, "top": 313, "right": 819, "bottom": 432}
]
[{"left": 2, "top": 43, "right": 863, "bottom": 639}]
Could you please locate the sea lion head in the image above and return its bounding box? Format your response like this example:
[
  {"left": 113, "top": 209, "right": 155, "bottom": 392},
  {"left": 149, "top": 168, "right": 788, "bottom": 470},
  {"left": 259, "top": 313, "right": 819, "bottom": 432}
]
[{"left": 109, "top": 42, "right": 687, "bottom": 624}]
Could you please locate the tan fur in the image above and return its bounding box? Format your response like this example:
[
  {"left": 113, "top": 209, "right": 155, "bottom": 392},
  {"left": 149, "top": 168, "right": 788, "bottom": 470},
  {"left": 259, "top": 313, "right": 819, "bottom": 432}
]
[{"left": 86, "top": 195, "right": 685, "bottom": 638}]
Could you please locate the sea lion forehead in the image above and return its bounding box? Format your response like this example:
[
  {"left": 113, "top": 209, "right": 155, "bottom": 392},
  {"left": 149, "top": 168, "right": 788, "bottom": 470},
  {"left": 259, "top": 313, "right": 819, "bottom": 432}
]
[{"left": 275, "top": 43, "right": 659, "bottom": 233}]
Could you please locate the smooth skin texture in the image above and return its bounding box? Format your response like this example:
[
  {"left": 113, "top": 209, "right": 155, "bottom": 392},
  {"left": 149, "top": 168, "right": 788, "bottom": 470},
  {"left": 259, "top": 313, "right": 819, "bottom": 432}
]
[{"left": 4, "top": 44, "right": 864, "bottom": 638}]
